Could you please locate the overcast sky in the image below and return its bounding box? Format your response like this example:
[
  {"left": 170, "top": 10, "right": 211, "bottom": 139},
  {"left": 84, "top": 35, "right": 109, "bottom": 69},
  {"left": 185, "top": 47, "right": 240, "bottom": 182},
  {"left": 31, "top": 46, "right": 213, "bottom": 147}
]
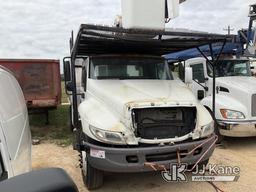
[{"left": 0, "top": 0, "right": 255, "bottom": 61}]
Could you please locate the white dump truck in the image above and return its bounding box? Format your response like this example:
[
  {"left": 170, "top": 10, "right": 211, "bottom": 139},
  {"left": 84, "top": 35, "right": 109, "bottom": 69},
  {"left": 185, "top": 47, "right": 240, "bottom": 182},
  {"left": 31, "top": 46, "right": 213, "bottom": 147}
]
[
  {"left": 63, "top": 23, "right": 234, "bottom": 189},
  {"left": 65, "top": 54, "right": 216, "bottom": 190},
  {"left": 170, "top": 57, "right": 256, "bottom": 138},
  {"left": 63, "top": 0, "right": 234, "bottom": 189},
  {"left": 0, "top": 66, "right": 31, "bottom": 182}
]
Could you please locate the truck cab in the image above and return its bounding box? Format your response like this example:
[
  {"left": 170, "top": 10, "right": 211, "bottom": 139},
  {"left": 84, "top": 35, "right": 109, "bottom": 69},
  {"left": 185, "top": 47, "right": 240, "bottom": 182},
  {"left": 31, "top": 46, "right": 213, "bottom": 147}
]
[
  {"left": 0, "top": 66, "right": 31, "bottom": 182},
  {"left": 180, "top": 57, "right": 256, "bottom": 137}
]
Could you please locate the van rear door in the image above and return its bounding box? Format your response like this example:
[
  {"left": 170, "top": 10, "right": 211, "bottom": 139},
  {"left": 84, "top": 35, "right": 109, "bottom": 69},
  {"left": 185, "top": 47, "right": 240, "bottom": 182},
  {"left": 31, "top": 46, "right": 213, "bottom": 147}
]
[
  {"left": 0, "top": 70, "right": 31, "bottom": 177},
  {"left": 0, "top": 122, "right": 11, "bottom": 181}
]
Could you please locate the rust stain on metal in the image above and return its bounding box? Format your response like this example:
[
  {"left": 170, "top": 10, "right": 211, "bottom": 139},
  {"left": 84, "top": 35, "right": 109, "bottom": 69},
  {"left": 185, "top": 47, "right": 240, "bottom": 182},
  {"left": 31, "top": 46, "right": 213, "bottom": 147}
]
[
  {"left": 125, "top": 98, "right": 172, "bottom": 108},
  {"left": 0, "top": 59, "right": 61, "bottom": 109},
  {"left": 144, "top": 162, "right": 167, "bottom": 171},
  {"left": 110, "top": 122, "right": 124, "bottom": 132}
]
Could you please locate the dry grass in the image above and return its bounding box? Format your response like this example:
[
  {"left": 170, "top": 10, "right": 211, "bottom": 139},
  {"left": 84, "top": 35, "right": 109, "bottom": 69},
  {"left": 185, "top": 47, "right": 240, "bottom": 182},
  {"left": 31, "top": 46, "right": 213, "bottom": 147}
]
[
  {"left": 30, "top": 82, "right": 72, "bottom": 146},
  {"left": 61, "top": 81, "right": 69, "bottom": 104}
]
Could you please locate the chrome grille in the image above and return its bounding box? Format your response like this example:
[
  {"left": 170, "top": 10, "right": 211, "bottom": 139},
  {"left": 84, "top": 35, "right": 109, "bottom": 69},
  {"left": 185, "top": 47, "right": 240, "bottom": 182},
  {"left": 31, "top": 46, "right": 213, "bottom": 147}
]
[{"left": 252, "top": 94, "right": 256, "bottom": 116}]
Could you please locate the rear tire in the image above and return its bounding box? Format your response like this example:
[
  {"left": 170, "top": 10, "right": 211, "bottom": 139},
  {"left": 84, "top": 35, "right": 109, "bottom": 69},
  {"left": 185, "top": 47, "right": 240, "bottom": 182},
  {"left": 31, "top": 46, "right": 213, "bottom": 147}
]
[{"left": 81, "top": 152, "right": 104, "bottom": 190}]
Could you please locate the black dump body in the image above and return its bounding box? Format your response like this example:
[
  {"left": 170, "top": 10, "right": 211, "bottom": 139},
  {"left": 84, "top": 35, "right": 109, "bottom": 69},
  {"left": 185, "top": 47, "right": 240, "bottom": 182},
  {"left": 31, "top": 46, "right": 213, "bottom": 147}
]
[
  {"left": 133, "top": 107, "right": 196, "bottom": 139},
  {"left": 71, "top": 24, "right": 233, "bottom": 56}
]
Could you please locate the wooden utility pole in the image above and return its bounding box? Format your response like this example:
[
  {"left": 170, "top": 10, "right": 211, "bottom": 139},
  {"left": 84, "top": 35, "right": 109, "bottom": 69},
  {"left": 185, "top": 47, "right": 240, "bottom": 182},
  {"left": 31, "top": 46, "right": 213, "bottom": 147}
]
[{"left": 223, "top": 25, "right": 234, "bottom": 35}]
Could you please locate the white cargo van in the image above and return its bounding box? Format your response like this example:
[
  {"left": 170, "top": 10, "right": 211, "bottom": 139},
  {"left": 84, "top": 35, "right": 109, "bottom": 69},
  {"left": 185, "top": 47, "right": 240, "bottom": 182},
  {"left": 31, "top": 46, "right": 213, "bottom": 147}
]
[{"left": 0, "top": 66, "right": 31, "bottom": 181}]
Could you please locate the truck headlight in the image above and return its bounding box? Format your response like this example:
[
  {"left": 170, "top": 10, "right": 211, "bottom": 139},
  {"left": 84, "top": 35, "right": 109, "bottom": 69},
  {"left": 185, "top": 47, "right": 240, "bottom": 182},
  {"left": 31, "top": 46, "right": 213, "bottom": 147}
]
[
  {"left": 201, "top": 121, "right": 214, "bottom": 138},
  {"left": 220, "top": 109, "right": 245, "bottom": 119},
  {"left": 89, "top": 125, "right": 126, "bottom": 145}
]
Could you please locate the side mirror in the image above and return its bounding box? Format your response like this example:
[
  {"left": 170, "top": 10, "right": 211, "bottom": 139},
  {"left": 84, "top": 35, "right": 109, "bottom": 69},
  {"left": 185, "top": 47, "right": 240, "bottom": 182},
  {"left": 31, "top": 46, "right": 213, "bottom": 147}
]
[
  {"left": 185, "top": 67, "right": 193, "bottom": 84},
  {"left": 66, "top": 81, "right": 74, "bottom": 92},
  {"left": 251, "top": 66, "right": 255, "bottom": 70},
  {"left": 0, "top": 168, "right": 78, "bottom": 192},
  {"left": 64, "top": 61, "right": 71, "bottom": 82}
]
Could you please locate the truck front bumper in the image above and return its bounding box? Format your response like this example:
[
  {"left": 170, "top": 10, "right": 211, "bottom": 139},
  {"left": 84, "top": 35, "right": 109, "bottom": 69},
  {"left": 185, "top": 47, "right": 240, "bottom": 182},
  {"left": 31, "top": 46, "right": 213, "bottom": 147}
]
[
  {"left": 218, "top": 120, "right": 256, "bottom": 137},
  {"left": 83, "top": 134, "right": 216, "bottom": 173}
]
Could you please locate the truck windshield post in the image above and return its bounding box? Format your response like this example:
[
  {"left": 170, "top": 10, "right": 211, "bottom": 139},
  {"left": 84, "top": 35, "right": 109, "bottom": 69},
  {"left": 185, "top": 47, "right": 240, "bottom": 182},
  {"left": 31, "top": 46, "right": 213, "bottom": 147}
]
[{"left": 196, "top": 40, "right": 227, "bottom": 117}]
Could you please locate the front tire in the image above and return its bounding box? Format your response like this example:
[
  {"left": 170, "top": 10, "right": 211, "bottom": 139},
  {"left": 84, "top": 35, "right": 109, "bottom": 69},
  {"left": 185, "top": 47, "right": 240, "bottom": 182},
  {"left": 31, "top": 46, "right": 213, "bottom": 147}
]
[{"left": 81, "top": 152, "right": 104, "bottom": 190}]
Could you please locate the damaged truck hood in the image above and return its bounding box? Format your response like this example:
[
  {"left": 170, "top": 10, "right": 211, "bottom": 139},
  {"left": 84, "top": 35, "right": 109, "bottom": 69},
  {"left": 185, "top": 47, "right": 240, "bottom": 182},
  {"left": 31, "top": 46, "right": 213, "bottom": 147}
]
[
  {"left": 79, "top": 79, "right": 212, "bottom": 144},
  {"left": 87, "top": 79, "right": 198, "bottom": 114}
]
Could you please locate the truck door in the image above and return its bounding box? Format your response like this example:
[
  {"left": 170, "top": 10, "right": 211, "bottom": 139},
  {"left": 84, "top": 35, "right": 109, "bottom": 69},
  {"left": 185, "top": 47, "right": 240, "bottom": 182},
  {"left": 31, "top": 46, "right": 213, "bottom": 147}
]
[{"left": 188, "top": 62, "right": 206, "bottom": 100}]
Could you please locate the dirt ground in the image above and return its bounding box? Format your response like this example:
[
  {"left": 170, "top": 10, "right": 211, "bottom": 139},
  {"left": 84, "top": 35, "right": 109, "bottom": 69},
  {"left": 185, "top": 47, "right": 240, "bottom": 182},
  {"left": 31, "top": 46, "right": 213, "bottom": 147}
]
[{"left": 32, "top": 137, "right": 256, "bottom": 192}]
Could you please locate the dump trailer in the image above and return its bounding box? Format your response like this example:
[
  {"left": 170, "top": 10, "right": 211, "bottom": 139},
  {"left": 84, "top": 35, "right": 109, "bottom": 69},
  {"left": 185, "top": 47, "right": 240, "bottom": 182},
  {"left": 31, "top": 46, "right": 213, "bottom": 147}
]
[{"left": 0, "top": 59, "right": 61, "bottom": 123}]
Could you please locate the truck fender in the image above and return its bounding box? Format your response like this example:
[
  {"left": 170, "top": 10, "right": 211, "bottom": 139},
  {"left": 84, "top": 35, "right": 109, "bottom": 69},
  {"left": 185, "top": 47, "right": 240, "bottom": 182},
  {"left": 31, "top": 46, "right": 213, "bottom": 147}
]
[
  {"left": 200, "top": 95, "right": 248, "bottom": 120},
  {"left": 195, "top": 104, "right": 213, "bottom": 128},
  {"left": 78, "top": 98, "right": 130, "bottom": 139}
]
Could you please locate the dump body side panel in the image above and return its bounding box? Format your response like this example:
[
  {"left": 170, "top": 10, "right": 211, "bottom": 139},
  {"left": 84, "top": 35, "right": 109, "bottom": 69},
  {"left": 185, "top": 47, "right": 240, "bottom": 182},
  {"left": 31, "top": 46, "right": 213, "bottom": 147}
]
[{"left": 0, "top": 59, "right": 61, "bottom": 108}]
